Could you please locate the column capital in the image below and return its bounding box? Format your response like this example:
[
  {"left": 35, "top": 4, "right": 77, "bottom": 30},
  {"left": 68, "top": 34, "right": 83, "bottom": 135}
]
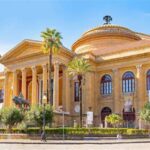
[
  {"left": 12, "top": 70, "right": 19, "bottom": 76},
  {"left": 42, "top": 64, "right": 47, "bottom": 68},
  {"left": 12, "top": 70, "right": 18, "bottom": 74},
  {"left": 112, "top": 68, "right": 118, "bottom": 73},
  {"left": 62, "top": 65, "right": 67, "bottom": 71},
  {"left": 42, "top": 64, "right": 48, "bottom": 71},
  {"left": 54, "top": 61, "right": 61, "bottom": 66},
  {"left": 31, "top": 66, "right": 37, "bottom": 71},
  {"left": 136, "top": 64, "right": 142, "bottom": 70},
  {"left": 21, "top": 67, "right": 27, "bottom": 72},
  {"left": 12, "top": 69, "right": 16, "bottom": 73},
  {"left": 4, "top": 70, "right": 10, "bottom": 75}
]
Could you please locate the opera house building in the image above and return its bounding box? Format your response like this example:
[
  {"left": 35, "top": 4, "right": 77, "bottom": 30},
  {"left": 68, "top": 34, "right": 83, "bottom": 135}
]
[{"left": 0, "top": 20, "right": 150, "bottom": 127}]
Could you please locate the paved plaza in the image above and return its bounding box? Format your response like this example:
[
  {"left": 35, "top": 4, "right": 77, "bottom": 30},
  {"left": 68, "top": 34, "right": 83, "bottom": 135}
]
[
  {"left": 1, "top": 142, "right": 150, "bottom": 150},
  {"left": 0, "top": 139, "right": 150, "bottom": 150}
]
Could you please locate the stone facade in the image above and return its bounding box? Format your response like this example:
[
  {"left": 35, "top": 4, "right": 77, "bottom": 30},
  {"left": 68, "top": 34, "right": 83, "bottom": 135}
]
[{"left": 0, "top": 23, "right": 150, "bottom": 127}]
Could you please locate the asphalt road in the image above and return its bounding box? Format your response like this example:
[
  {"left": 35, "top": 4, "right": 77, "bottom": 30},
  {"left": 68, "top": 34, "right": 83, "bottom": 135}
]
[{"left": 1, "top": 143, "right": 150, "bottom": 150}]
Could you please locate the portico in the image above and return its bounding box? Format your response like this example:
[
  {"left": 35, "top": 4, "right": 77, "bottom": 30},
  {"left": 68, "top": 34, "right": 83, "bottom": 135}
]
[{"left": 1, "top": 40, "right": 74, "bottom": 112}]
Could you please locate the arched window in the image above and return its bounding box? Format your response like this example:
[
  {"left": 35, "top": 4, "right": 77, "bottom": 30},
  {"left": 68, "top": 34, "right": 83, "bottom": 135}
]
[
  {"left": 100, "top": 75, "right": 112, "bottom": 95},
  {"left": 122, "top": 71, "right": 135, "bottom": 93},
  {"left": 74, "top": 82, "right": 80, "bottom": 101},
  {"left": 147, "top": 70, "right": 150, "bottom": 91}
]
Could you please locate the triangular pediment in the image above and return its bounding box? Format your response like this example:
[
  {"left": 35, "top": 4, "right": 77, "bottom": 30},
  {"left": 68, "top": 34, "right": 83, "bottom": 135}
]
[
  {"left": 15, "top": 45, "right": 42, "bottom": 58},
  {"left": 0, "top": 40, "right": 43, "bottom": 63},
  {"left": 0, "top": 39, "right": 74, "bottom": 65}
]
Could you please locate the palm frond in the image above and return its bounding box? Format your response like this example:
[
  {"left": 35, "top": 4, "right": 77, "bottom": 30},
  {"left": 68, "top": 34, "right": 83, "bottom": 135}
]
[
  {"left": 67, "top": 58, "right": 90, "bottom": 77},
  {"left": 41, "top": 28, "right": 63, "bottom": 54}
]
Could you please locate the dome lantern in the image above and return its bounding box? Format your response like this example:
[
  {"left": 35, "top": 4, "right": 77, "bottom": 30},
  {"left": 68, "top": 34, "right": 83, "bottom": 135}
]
[{"left": 103, "top": 15, "right": 112, "bottom": 25}]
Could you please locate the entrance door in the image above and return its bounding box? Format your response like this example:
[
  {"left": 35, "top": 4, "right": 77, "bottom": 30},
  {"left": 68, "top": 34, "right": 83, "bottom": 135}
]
[
  {"left": 123, "top": 108, "right": 135, "bottom": 128},
  {"left": 101, "top": 107, "right": 112, "bottom": 125}
]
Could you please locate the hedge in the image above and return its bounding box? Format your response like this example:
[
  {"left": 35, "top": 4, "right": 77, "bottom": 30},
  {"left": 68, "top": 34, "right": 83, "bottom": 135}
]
[{"left": 0, "top": 128, "right": 149, "bottom": 136}]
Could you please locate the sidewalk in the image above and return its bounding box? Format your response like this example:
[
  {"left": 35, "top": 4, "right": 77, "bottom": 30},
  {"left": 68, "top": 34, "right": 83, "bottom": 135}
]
[{"left": 0, "top": 138, "right": 150, "bottom": 144}]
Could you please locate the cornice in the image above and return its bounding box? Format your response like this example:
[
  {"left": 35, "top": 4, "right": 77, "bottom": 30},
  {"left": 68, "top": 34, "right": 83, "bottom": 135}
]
[
  {"left": 0, "top": 39, "right": 74, "bottom": 65},
  {"left": 94, "top": 44, "right": 150, "bottom": 61},
  {"left": 96, "top": 52, "right": 150, "bottom": 70}
]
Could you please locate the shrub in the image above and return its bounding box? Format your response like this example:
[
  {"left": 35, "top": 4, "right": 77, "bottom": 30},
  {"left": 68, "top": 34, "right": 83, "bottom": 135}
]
[
  {"left": 0, "top": 127, "right": 149, "bottom": 136},
  {"left": 0, "top": 107, "right": 25, "bottom": 132},
  {"left": 0, "top": 110, "right": 2, "bottom": 123},
  {"left": 127, "top": 129, "right": 149, "bottom": 135},
  {"left": 140, "top": 102, "right": 150, "bottom": 123},
  {"left": 28, "top": 105, "right": 53, "bottom": 130},
  {"left": 105, "top": 113, "right": 123, "bottom": 128}
]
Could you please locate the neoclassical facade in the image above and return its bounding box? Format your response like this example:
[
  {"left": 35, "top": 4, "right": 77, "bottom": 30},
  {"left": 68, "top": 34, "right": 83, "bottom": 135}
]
[{"left": 0, "top": 22, "right": 150, "bottom": 127}]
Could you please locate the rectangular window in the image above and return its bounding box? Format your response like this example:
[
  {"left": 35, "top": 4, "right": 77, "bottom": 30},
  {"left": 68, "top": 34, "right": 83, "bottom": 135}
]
[
  {"left": 101, "top": 83, "right": 103, "bottom": 94},
  {"left": 132, "top": 79, "right": 135, "bottom": 92},
  {"left": 106, "top": 82, "right": 108, "bottom": 94},
  {"left": 129, "top": 79, "right": 131, "bottom": 92},
  {"left": 126, "top": 80, "right": 128, "bottom": 92},
  {"left": 123, "top": 80, "right": 125, "bottom": 93},
  {"left": 109, "top": 82, "right": 112, "bottom": 94},
  {"left": 74, "top": 82, "right": 79, "bottom": 101},
  {"left": 0, "top": 89, "right": 4, "bottom": 103},
  {"left": 104, "top": 83, "right": 106, "bottom": 94}
]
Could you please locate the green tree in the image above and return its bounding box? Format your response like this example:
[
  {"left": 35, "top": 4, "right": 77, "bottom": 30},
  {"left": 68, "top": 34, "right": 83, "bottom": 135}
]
[
  {"left": 105, "top": 113, "right": 123, "bottom": 128},
  {"left": 0, "top": 107, "right": 25, "bottom": 132},
  {"left": 67, "top": 57, "right": 90, "bottom": 127},
  {"left": 140, "top": 102, "right": 150, "bottom": 123},
  {"left": 41, "top": 28, "right": 62, "bottom": 105},
  {"left": 29, "top": 105, "right": 53, "bottom": 130}
]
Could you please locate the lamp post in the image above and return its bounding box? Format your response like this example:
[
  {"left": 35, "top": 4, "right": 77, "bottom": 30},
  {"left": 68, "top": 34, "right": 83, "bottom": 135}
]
[
  {"left": 73, "top": 75, "right": 83, "bottom": 128},
  {"left": 59, "top": 106, "right": 65, "bottom": 140},
  {"left": 41, "top": 94, "right": 47, "bottom": 142},
  {"left": 54, "top": 107, "right": 70, "bottom": 141}
]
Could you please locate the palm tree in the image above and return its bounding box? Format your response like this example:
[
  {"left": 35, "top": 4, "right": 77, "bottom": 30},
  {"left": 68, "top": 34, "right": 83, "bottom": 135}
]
[
  {"left": 41, "top": 28, "right": 62, "bottom": 105},
  {"left": 67, "top": 57, "right": 90, "bottom": 127}
]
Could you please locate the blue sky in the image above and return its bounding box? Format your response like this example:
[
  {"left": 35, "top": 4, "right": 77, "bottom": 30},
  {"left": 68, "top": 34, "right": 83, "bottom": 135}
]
[{"left": 0, "top": 0, "right": 150, "bottom": 56}]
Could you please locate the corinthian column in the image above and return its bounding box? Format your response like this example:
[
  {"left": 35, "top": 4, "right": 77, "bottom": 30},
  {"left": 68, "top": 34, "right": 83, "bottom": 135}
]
[
  {"left": 136, "top": 64, "right": 144, "bottom": 112},
  {"left": 32, "top": 66, "right": 37, "bottom": 106},
  {"left": 62, "top": 66, "right": 66, "bottom": 110},
  {"left": 62, "top": 66, "right": 70, "bottom": 112},
  {"left": 21, "top": 68, "right": 27, "bottom": 99},
  {"left": 53, "top": 62, "right": 59, "bottom": 110},
  {"left": 42, "top": 64, "right": 48, "bottom": 95},
  {"left": 4, "top": 71, "right": 9, "bottom": 107},
  {"left": 113, "top": 68, "right": 120, "bottom": 113},
  {"left": 13, "top": 70, "right": 18, "bottom": 97}
]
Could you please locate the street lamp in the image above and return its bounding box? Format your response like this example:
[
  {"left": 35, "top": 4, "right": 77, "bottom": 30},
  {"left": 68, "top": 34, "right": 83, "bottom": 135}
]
[
  {"left": 58, "top": 106, "right": 65, "bottom": 140},
  {"left": 54, "top": 107, "right": 70, "bottom": 141},
  {"left": 41, "top": 94, "right": 47, "bottom": 142}
]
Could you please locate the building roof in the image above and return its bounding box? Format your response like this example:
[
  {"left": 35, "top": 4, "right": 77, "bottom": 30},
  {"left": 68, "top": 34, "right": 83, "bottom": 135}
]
[
  {"left": 82, "top": 24, "right": 140, "bottom": 40},
  {"left": 72, "top": 23, "right": 150, "bottom": 56},
  {"left": 72, "top": 24, "right": 142, "bottom": 51}
]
